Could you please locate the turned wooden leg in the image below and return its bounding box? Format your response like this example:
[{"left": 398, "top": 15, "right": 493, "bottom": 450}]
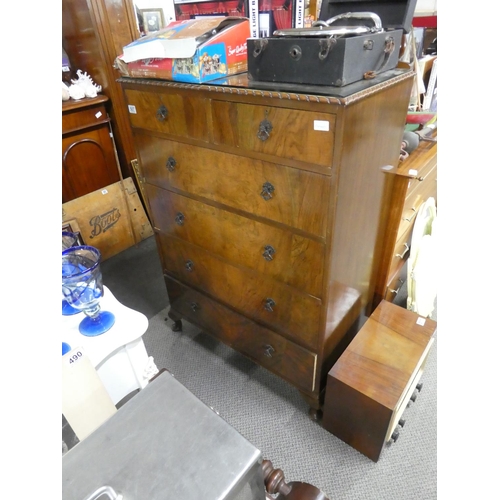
[
  {"left": 261, "top": 459, "right": 330, "bottom": 500},
  {"left": 308, "top": 407, "right": 323, "bottom": 423},
  {"left": 167, "top": 309, "right": 183, "bottom": 332},
  {"left": 171, "top": 319, "right": 182, "bottom": 332}
]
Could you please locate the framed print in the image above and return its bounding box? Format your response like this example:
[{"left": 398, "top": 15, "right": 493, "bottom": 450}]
[
  {"left": 62, "top": 219, "right": 85, "bottom": 246},
  {"left": 142, "top": 8, "right": 165, "bottom": 34}
]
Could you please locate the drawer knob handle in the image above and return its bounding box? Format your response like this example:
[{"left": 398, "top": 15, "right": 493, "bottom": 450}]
[
  {"left": 398, "top": 418, "right": 406, "bottom": 428},
  {"left": 257, "top": 116, "right": 273, "bottom": 141},
  {"left": 190, "top": 302, "right": 199, "bottom": 313},
  {"left": 264, "top": 298, "right": 276, "bottom": 312},
  {"left": 410, "top": 391, "right": 418, "bottom": 403},
  {"left": 262, "top": 245, "right": 276, "bottom": 261},
  {"left": 416, "top": 382, "right": 423, "bottom": 392},
  {"left": 185, "top": 260, "right": 194, "bottom": 272},
  {"left": 175, "top": 212, "right": 185, "bottom": 226},
  {"left": 263, "top": 344, "right": 275, "bottom": 358},
  {"left": 396, "top": 243, "right": 409, "bottom": 259},
  {"left": 166, "top": 156, "right": 176, "bottom": 172},
  {"left": 261, "top": 181, "right": 275, "bottom": 201},
  {"left": 156, "top": 104, "right": 168, "bottom": 121},
  {"left": 391, "top": 430, "right": 400, "bottom": 442},
  {"left": 403, "top": 207, "right": 417, "bottom": 222},
  {"left": 388, "top": 278, "right": 404, "bottom": 295}
]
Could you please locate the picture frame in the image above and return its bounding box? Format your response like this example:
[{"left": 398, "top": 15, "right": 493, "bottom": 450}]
[
  {"left": 62, "top": 219, "right": 85, "bottom": 247},
  {"left": 142, "top": 8, "right": 165, "bottom": 34}
]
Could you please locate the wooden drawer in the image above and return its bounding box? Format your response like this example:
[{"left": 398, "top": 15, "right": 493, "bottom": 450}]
[
  {"left": 148, "top": 185, "right": 325, "bottom": 298},
  {"left": 135, "top": 132, "right": 330, "bottom": 238},
  {"left": 62, "top": 102, "right": 108, "bottom": 135},
  {"left": 211, "top": 100, "right": 335, "bottom": 169},
  {"left": 386, "top": 224, "right": 413, "bottom": 283},
  {"left": 405, "top": 144, "right": 438, "bottom": 196},
  {"left": 157, "top": 233, "right": 322, "bottom": 351},
  {"left": 124, "top": 89, "right": 209, "bottom": 141},
  {"left": 384, "top": 258, "right": 408, "bottom": 302},
  {"left": 165, "top": 275, "right": 318, "bottom": 393},
  {"left": 322, "top": 300, "right": 436, "bottom": 462},
  {"left": 397, "top": 164, "right": 437, "bottom": 241}
]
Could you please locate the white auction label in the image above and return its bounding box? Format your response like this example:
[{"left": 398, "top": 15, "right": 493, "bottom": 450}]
[
  {"left": 416, "top": 317, "right": 426, "bottom": 326},
  {"left": 95, "top": 111, "right": 102, "bottom": 119},
  {"left": 313, "top": 120, "right": 329, "bottom": 131},
  {"left": 128, "top": 104, "right": 137, "bottom": 114},
  {"left": 65, "top": 346, "right": 86, "bottom": 367}
]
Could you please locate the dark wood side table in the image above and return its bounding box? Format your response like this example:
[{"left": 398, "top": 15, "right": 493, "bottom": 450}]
[
  {"left": 321, "top": 300, "right": 436, "bottom": 462},
  {"left": 62, "top": 95, "right": 120, "bottom": 203}
]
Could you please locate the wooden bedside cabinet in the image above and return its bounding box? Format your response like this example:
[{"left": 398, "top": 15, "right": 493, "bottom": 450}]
[
  {"left": 322, "top": 300, "right": 436, "bottom": 462},
  {"left": 62, "top": 95, "right": 120, "bottom": 203}
]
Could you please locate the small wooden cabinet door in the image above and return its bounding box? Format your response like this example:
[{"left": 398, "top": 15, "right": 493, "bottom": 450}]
[{"left": 62, "top": 124, "right": 120, "bottom": 203}]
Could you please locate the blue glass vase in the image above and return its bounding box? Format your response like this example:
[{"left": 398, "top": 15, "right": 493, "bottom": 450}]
[
  {"left": 62, "top": 231, "right": 81, "bottom": 316},
  {"left": 62, "top": 245, "right": 115, "bottom": 336}
]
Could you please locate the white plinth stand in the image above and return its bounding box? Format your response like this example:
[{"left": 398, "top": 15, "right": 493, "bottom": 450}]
[{"left": 62, "top": 286, "right": 158, "bottom": 405}]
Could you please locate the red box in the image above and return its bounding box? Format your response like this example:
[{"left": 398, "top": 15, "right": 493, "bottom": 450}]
[{"left": 117, "top": 17, "right": 250, "bottom": 83}]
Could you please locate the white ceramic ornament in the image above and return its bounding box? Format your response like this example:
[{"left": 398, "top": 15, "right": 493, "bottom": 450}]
[
  {"left": 68, "top": 84, "right": 85, "bottom": 100},
  {"left": 71, "top": 69, "right": 102, "bottom": 98},
  {"left": 62, "top": 82, "right": 70, "bottom": 101}
]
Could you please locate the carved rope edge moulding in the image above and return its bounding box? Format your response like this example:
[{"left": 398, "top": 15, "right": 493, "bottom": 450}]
[{"left": 117, "top": 71, "right": 414, "bottom": 106}]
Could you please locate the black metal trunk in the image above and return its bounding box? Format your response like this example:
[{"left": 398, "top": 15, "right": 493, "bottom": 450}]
[{"left": 247, "top": 0, "right": 417, "bottom": 87}]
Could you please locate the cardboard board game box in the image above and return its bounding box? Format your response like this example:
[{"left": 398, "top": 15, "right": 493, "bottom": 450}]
[{"left": 117, "top": 17, "right": 250, "bottom": 84}]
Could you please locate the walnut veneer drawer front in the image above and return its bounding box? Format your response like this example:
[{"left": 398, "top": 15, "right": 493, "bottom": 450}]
[
  {"left": 157, "top": 233, "right": 321, "bottom": 351},
  {"left": 165, "top": 276, "right": 317, "bottom": 393},
  {"left": 124, "top": 89, "right": 209, "bottom": 141},
  {"left": 148, "top": 184, "right": 324, "bottom": 298},
  {"left": 211, "top": 100, "right": 335, "bottom": 169},
  {"left": 135, "top": 132, "right": 329, "bottom": 237}
]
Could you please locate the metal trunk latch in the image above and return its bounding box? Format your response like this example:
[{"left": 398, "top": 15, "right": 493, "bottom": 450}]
[
  {"left": 252, "top": 38, "right": 269, "bottom": 57},
  {"left": 318, "top": 38, "right": 336, "bottom": 61}
]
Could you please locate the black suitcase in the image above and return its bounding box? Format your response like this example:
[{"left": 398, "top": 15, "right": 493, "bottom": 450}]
[{"left": 247, "top": 0, "right": 417, "bottom": 87}]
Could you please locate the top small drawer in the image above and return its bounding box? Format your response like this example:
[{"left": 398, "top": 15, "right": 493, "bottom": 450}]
[
  {"left": 62, "top": 103, "right": 108, "bottom": 135},
  {"left": 124, "top": 89, "right": 209, "bottom": 142},
  {"left": 211, "top": 100, "right": 335, "bottom": 169}
]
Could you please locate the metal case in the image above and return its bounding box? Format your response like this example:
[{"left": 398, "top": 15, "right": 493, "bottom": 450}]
[
  {"left": 247, "top": 0, "right": 417, "bottom": 87},
  {"left": 62, "top": 371, "right": 266, "bottom": 500}
]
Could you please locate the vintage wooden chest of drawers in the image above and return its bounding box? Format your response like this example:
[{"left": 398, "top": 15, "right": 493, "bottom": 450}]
[
  {"left": 119, "top": 71, "right": 413, "bottom": 412},
  {"left": 322, "top": 300, "right": 436, "bottom": 461},
  {"left": 371, "top": 134, "right": 437, "bottom": 310}
]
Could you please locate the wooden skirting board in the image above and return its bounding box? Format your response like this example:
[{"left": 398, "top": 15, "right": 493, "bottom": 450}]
[{"left": 62, "top": 177, "right": 154, "bottom": 261}]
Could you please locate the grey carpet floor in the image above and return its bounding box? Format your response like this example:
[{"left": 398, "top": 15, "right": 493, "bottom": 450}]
[{"left": 142, "top": 306, "right": 437, "bottom": 500}]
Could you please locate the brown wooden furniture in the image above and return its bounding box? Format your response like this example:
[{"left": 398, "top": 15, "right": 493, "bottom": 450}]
[
  {"left": 262, "top": 460, "right": 329, "bottom": 499},
  {"left": 371, "top": 134, "right": 437, "bottom": 311},
  {"left": 119, "top": 70, "right": 413, "bottom": 413},
  {"left": 62, "top": 0, "right": 141, "bottom": 181},
  {"left": 322, "top": 300, "right": 436, "bottom": 462},
  {"left": 62, "top": 95, "right": 120, "bottom": 203}
]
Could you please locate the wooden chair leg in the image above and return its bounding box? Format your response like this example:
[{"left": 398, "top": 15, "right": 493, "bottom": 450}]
[{"left": 261, "top": 459, "right": 330, "bottom": 500}]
